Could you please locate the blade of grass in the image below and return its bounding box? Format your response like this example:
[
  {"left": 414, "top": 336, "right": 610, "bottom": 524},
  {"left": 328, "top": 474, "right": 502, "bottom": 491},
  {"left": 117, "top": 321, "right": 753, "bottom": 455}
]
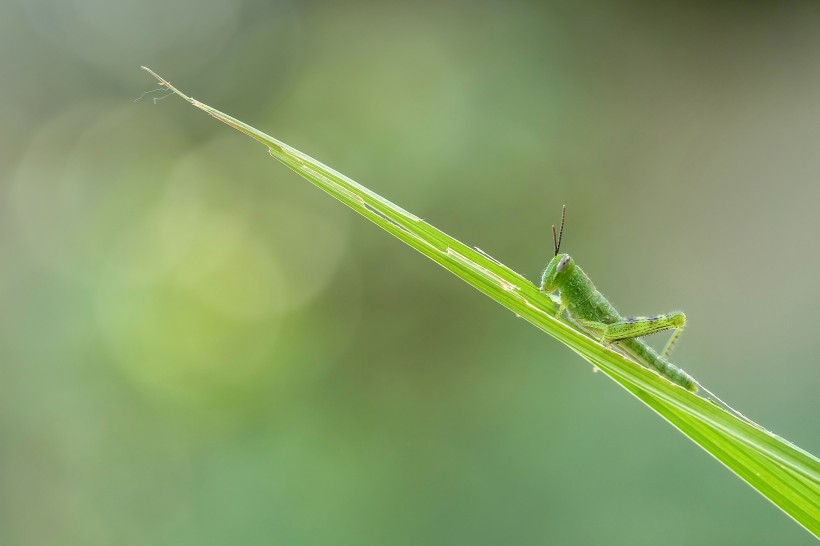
[{"left": 142, "top": 67, "right": 820, "bottom": 536}]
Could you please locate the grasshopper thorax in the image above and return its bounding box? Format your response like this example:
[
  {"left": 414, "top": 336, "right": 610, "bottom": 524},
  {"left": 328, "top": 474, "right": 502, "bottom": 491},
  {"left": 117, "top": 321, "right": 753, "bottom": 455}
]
[{"left": 540, "top": 253, "right": 575, "bottom": 294}]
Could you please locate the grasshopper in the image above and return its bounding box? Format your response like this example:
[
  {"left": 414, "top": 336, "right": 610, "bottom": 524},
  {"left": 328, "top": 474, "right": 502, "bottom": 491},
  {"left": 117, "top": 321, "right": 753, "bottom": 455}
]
[{"left": 539, "top": 207, "right": 697, "bottom": 392}]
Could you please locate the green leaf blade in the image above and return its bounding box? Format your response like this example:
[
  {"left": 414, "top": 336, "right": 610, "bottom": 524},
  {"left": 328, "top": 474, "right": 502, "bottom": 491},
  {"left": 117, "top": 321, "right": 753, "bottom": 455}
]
[{"left": 142, "top": 68, "right": 820, "bottom": 537}]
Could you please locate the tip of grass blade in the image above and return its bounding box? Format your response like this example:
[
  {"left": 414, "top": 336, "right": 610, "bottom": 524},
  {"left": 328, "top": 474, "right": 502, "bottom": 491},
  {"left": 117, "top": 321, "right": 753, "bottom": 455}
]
[
  {"left": 139, "top": 66, "right": 273, "bottom": 148},
  {"left": 140, "top": 66, "right": 193, "bottom": 103}
]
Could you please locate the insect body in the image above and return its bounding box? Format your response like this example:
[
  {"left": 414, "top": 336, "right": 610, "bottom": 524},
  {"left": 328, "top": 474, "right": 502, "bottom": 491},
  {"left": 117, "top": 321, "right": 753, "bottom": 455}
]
[{"left": 539, "top": 207, "right": 697, "bottom": 392}]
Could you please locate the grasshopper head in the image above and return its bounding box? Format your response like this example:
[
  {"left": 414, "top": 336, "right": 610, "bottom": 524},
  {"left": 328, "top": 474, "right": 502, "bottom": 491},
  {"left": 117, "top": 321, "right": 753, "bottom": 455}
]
[
  {"left": 539, "top": 253, "right": 574, "bottom": 294},
  {"left": 541, "top": 205, "right": 572, "bottom": 293}
]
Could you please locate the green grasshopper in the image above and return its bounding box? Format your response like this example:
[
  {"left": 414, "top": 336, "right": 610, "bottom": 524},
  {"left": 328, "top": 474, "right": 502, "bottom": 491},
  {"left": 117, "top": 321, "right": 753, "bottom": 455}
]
[{"left": 539, "top": 207, "right": 697, "bottom": 392}]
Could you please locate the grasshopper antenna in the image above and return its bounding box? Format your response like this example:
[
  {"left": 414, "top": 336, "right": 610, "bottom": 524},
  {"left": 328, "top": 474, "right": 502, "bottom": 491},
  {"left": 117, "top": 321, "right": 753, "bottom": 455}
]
[{"left": 553, "top": 205, "right": 566, "bottom": 256}]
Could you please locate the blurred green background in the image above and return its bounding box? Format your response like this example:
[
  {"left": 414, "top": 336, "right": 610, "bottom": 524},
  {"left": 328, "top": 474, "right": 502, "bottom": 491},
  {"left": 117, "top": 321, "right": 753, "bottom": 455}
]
[{"left": 1, "top": 0, "right": 818, "bottom": 544}]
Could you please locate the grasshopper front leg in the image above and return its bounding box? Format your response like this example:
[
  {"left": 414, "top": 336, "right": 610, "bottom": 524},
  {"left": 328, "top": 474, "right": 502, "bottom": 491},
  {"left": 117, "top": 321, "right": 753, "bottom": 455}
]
[
  {"left": 556, "top": 300, "right": 567, "bottom": 318},
  {"left": 578, "top": 312, "right": 686, "bottom": 358}
]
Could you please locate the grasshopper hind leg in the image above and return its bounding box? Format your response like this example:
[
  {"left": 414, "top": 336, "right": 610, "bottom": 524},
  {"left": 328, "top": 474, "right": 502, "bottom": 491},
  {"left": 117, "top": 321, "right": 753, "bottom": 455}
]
[
  {"left": 578, "top": 312, "right": 686, "bottom": 357},
  {"left": 660, "top": 316, "right": 685, "bottom": 358}
]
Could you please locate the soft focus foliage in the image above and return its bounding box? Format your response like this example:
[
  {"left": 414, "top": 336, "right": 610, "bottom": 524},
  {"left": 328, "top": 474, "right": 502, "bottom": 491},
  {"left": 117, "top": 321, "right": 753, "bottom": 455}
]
[{"left": 1, "top": 1, "right": 819, "bottom": 545}]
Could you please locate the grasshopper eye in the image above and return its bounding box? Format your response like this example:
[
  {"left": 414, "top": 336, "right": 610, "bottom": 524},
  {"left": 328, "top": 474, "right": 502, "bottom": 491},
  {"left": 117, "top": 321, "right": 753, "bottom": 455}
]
[{"left": 557, "top": 255, "right": 571, "bottom": 273}]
